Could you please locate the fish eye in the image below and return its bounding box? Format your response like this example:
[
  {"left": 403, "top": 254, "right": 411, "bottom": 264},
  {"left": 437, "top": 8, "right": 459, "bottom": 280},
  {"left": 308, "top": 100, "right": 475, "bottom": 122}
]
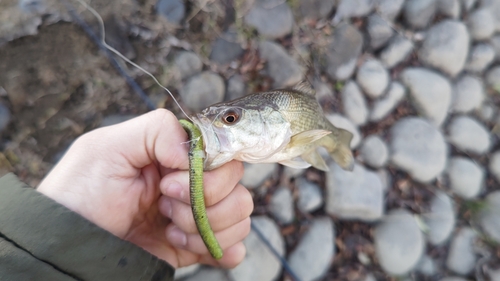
[{"left": 222, "top": 110, "right": 240, "bottom": 125}]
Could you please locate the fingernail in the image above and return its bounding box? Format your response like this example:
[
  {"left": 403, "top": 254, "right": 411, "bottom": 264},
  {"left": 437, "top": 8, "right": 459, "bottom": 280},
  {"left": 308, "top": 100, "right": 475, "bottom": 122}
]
[
  {"left": 167, "top": 226, "right": 187, "bottom": 247},
  {"left": 159, "top": 197, "right": 172, "bottom": 218},
  {"left": 167, "top": 181, "right": 186, "bottom": 201}
]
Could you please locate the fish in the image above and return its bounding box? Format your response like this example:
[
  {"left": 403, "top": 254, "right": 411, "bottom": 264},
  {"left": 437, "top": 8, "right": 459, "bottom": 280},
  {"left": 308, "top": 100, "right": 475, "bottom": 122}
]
[{"left": 191, "top": 81, "right": 355, "bottom": 172}]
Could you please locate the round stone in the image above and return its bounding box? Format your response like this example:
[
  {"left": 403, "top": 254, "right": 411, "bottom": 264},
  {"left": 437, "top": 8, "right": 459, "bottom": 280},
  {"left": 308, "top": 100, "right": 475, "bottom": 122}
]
[
  {"left": 240, "top": 163, "right": 278, "bottom": 189},
  {"left": 446, "top": 227, "right": 478, "bottom": 275},
  {"left": 324, "top": 23, "right": 363, "bottom": 81},
  {"left": 174, "top": 51, "right": 202, "bottom": 79},
  {"left": 244, "top": 0, "right": 293, "bottom": 39},
  {"left": 269, "top": 186, "right": 294, "bottom": 224},
  {"left": 360, "top": 135, "right": 389, "bottom": 168},
  {"left": 356, "top": 59, "right": 390, "bottom": 98},
  {"left": 451, "top": 75, "right": 484, "bottom": 113},
  {"left": 341, "top": 81, "right": 369, "bottom": 126},
  {"left": 467, "top": 8, "right": 495, "bottom": 41},
  {"left": 180, "top": 71, "right": 225, "bottom": 111},
  {"left": 370, "top": 81, "right": 406, "bottom": 122},
  {"left": 447, "top": 157, "right": 484, "bottom": 199},
  {"left": 489, "top": 151, "right": 500, "bottom": 183},
  {"left": 403, "top": 0, "right": 437, "bottom": 29},
  {"left": 465, "top": 43, "right": 495, "bottom": 73},
  {"left": 380, "top": 35, "right": 415, "bottom": 68},
  {"left": 447, "top": 115, "right": 491, "bottom": 155},
  {"left": 423, "top": 191, "right": 455, "bottom": 245},
  {"left": 478, "top": 191, "right": 500, "bottom": 243},
  {"left": 156, "top": 0, "right": 186, "bottom": 25},
  {"left": 367, "top": 14, "right": 394, "bottom": 49},
  {"left": 259, "top": 41, "right": 303, "bottom": 88},
  {"left": 296, "top": 177, "right": 323, "bottom": 213}
]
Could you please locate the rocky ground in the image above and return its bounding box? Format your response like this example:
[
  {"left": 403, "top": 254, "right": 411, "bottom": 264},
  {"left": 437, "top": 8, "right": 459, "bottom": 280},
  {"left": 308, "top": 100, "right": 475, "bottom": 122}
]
[{"left": 1, "top": 0, "right": 500, "bottom": 280}]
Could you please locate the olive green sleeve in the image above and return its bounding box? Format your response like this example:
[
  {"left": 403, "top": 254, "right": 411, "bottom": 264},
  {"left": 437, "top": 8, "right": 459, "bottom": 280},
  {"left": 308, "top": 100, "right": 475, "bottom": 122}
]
[{"left": 0, "top": 173, "right": 174, "bottom": 281}]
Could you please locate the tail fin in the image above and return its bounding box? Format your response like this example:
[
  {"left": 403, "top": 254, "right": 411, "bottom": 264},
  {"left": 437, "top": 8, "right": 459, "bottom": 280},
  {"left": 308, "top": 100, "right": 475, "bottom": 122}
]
[{"left": 329, "top": 128, "right": 354, "bottom": 171}]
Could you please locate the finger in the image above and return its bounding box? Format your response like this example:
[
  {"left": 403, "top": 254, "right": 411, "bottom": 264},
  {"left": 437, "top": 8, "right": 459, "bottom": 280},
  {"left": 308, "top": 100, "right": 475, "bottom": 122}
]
[
  {"left": 160, "top": 160, "right": 244, "bottom": 206},
  {"left": 199, "top": 242, "right": 247, "bottom": 268},
  {"left": 159, "top": 184, "right": 253, "bottom": 233}
]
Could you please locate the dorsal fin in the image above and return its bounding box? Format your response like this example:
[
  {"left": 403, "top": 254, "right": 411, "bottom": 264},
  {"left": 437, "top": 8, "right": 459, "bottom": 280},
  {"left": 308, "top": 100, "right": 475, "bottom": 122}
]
[{"left": 292, "top": 80, "right": 316, "bottom": 96}]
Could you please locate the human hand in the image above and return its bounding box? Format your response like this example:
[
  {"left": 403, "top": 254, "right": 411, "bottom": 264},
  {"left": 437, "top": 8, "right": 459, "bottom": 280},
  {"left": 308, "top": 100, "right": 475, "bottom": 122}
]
[{"left": 37, "top": 109, "right": 253, "bottom": 268}]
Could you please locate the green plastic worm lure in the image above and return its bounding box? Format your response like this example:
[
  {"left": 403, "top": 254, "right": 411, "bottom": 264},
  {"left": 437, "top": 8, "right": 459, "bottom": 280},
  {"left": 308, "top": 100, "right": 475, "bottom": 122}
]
[{"left": 179, "top": 119, "right": 224, "bottom": 260}]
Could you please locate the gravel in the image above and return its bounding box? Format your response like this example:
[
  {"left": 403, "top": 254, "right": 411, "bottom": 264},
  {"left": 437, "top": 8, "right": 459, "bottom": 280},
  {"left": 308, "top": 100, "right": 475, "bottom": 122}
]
[
  {"left": 356, "top": 59, "right": 390, "bottom": 98},
  {"left": 341, "top": 80, "right": 369, "bottom": 126},
  {"left": 447, "top": 115, "right": 491, "bottom": 155}
]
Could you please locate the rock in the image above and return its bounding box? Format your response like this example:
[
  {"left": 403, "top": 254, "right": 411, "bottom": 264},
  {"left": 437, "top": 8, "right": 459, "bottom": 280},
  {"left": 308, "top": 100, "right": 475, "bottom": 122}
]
[
  {"left": 451, "top": 75, "right": 484, "bottom": 113},
  {"left": 341, "top": 81, "right": 369, "bottom": 126},
  {"left": 418, "top": 20, "right": 469, "bottom": 77},
  {"left": 325, "top": 114, "right": 362, "bottom": 148},
  {"left": 400, "top": 68, "right": 452, "bottom": 126},
  {"left": 491, "top": 35, "right": 500, "bottom": 61},
  {"left": 390, "top": 117, "right": 448, "bottom": 182},
  {"left": 356, "top": 59, "right": 390, "bottom": 98},
  {"left": 226, "top": 75, "right": 246, "bottom": 101},
  {"left": 437, "top": 0, "right": 461, "bottom": 18},
  {"left": 490, "top": 152, "right": 500, "bottom": 183},
  {"left": 296, "top": 0, "right": 336, "bottom": 20},
  {"left": 367, "top": 14, "right": 394, "bottom": 49},
  {"left": 332, "top": 0, "right": 374, "bottom": 24},
  {"left": 324, "top": 23, "right": 363, "bottom": 81},
  {"left": 244, "top": 0, "right": 293, "bottom": 39},
  {"left": 326, "top": 163, "right": 384, "bottom": 221},
  {"left": 269, "top": 187, "right": 294, "bottom": 224},
  {"left": 0, "top": 102, "right": 11, "bottom": 133},
  {"left": 467, "top": 8, "right": 495, "bottom": 41},
  {"left": 283, "top": 166, "right": 305, "bottom": 179},
  {"left": 229, "top": 216, "right": 284, "bottom": 281},
  {"left": 156, "top": 0, "right": 185, "bottom": 25},
  {"left": 462, "top": 0, "right": 476, "bottom": 12},
  {"left": 100, "top": 114, "right": 137, "bottom": 127},
  {"left": 465, "top": 43, "right": 495, "bottom": 73},
  {"left": 209, "top": 29, "right": 244, "bottom": 65},
  {"left": 478, "top": 191, "right": 500, "bottom": 243},
  {"left": 180, "top": 71, "right": 225, "bottom": 111},
  {"left": 477, "top": 103, "right": 497, "bottom": 122},
  {"left": 480, "top": 0, "right": 500, "bottom": 32},
  {"left": 288, "top": 217, "right": 335, "bottom": 281},
  {"left": 380, "top": 35, "right": 415, "bottom": 68},
  {"left": 403, "top": 0, "right": 437, "bottom": 29},
  {"left": 296, "top": 177, "right": 323, "bottom": 213},
  {"left": 259, "top": 41, "right": 303, "bottom": 88},
  {"left": 370, "top": 81, "right": 406, "bottom": 121},
  {"left": 446, "top": 227, "right": 478, "bottom": 275},
  {"left": 439, "top": 277, "right": 469, "bottom": 281},
  {"left": 174, "top": 52, "right": 202, "bottom": 79},
  {"left": 240, "top": 163, "right": 278, "bottom": 189},
  {"left": 447, "top": 157, "right": 484, "bottom": 199},
  {"left": 374, "top": 209, "right": 425, "bottom": 275},
  {"left": 447, "top": 115, "right": 491, "bottom": 154},
  {"left": 174, "top": 263, "right": 200, "bottom": 279},
  {"left": 416, "top": 255, "right": 438, "bottom": 276},
  {"left": 182, "top": 266, "right": 229, "bottom": 281},
  {"left": 375, "top": 0, "right": 405, "bottom": 20},
  {"left": 487, "top": 266, "right": 500, "bottom": 281},
  {"left": 486, "top": 66, "right": 500, "bottom": 91},
  {"left": 360, "top": 135, "right": 389, "bottom": 168},
  {"left": 423, "top": 191, "right": 455, "bottom": 245},
  {"left": 376, "top": 169, "right": 392, "bottom": 192}
]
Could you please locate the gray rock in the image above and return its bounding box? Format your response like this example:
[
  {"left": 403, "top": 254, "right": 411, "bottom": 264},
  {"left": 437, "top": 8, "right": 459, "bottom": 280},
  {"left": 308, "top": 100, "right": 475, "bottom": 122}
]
[
  {"left": 240, "top": 163, "right": 278, "bottom": 189},
  {"left": 325, "top": 114, "right": 362, "bottom": 148},
  {"left": 479, "top": 191, "right": 500, "bottom": 243},
  {"left": 446, "top": 227, "right": 478, "bottom": 275},
  {"left": 447, "top": 115, "right": 491, "bottom": 154},
  {"left": 283, "top": 166, "right": 305, "bottom": 179},
  {"left": 439, "top": 277, "right": 469, "bottom": 281},
  {"left": 476, "top": 103, "right": 497, "bottom": 122},
  {"left": 465, "top": 43, "right": 495, "bottom": 73},
  {"left": 418, "top": 20, "right": 469, "bottom": 77},
  {"left": 326, "top": 163, "right": 384, "bottom": 221},
  {"left": 0, "top": 102, "right": 11, "bottom": 133},
  {"left": 341, "top": 81, "right": 369, "bottom": 126},
  {"left": 423, "top": 191, "right": 456, "bottom": 245},
  {"left": 462, "top": 0, "right": 477, "bottom": 12},
  {"left": 447, "top": 157, "right": 484, "bottom": 199},
  {"left": 367, "top": 14, "right": 394, "bottom": 49},
  {"left": 480, "top": 0, "right": 500, "bottom": 32},
  {"left": 288, "top": 217, "right": 335, "bottom": 281},
  {"left": 324, "top": 23, "right": 363, "bottom": 81},
  {"left": 244, "top": 0, "right": 293, "bottom": 39},
  {"left": 259, "top": 41, "right": 303, "bottom": 88},
  {"left": 356, "top": 59, "right": 390, "bottom": 98},
  {"left": 451, "top": 75, "right": 484, "bottom": 113},
  {"left": 229, "top": 216, "right": 284, "bottom": 281},
  {"left": 486, "top": 66, "right": 500, "bottom": 91},
  {"left": 296, "top": 177, "right": 323, "bottom": 213},
  {"left": 467, "top": 8, "right": 495, "bottom": 41},
  {"left": 403, "top": 0, "right": 437, "bottom": 29},
  {"left": 489, "top": 151, "right": 500, "bottom": 183},
  {"left": 360, "top": 135, "right": 389, "bottom": 168},
  {"left": 376, "top": 169, "right": 392, "bottom": 192},
  {"left": 400, "top": 68, "right": 452, "bottom": 126},
  {"left": 209, "top": 29, "right": 243, "bottom": 65},
  {"left": 174, "top": 264, "right": 200, "bottom": 279},
  {"left": 491, "top": 35, "right": 500, "bottom": 61},
  {"left": 380, "top": 35, "right": 415, "bottom": 68},
  {"left": 437, "top": 0, "right": 461, "bottom": 18},
  {"left": 374, "top": 209, "right": 425, "bottom": 275},
  {"left": 332, "top": 0, "right": 374, "bottom": 24},
  {"left": 375, "top": 0, "right": 405, "bottom": 20},
  {"left": 156, "top": 0, "right": 185, "bottom": 25},
  {"left": 390, "top": 117, "right": 448, "bottom": 182},
  {"left": 370, "top": 81, "right": 406, "bottom": 121},
  {"left": 174, "top": 52, "right": 203, "bottom": 79},
  {"left": 180, "top": 71, "right": 225, "bottom": 111},
  {"left": 226, "top": 75, "right": 246, "bottom": 101},
  {"left": 269, "top": 187, "right": 294, "bottom": 224},
  {"left": 296, "top": 0, "right": 336, "bottom": 20},
  {"left": 182, "top": 266, "right": 229, "bottom": 281},
  {"left": 416, "top": 255, "right": 438, "bottom": 276}
]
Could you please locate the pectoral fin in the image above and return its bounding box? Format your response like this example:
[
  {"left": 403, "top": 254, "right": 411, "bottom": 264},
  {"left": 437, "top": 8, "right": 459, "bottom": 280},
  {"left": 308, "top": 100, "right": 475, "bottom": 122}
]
[
  {"left": 301, "top": 148, "right": 329, "bottom": 172},
  {"left": 289, "top": 130, "right": 331, "bottom": 146},
  {"left": 279, "top": 158, "right": 312, "bottom": 169}
]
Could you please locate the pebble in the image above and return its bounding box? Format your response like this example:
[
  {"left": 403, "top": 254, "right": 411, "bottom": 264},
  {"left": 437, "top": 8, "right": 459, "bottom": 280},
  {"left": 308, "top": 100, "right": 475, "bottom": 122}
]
[
  {"left": 447, "top": 115, "right": 491, "bottom": 154},
  {"left": 209, "top": 29, "right": 243, "bottom": 65},
  {"left": 446, "top": 227, "right": 478, "bottom": 275},
  {"left": 225, "top": 75, "right": 246, "bottom": 101},
  {"left": 375, "top": 0, "right": 405, "bottom": 21},
  {"left": 403, "top": 0, "right": 437, "bottom": 29},
  {"left": 462, "top": 0, "right": 477, "bottom": 12},
  {"left": 467, "top": 8, "right": 495, "bottom": 41},
  {"left": 244, "top": 0, "right": 293, "bottom": 39},
  {"left": 367, "top": 14, "right": 394, "bottom": 49},
  {"left": 380, "top": 35, "right": 415, "bottom": 68},
  {"left": 288, "top": 217, "right": 335, "bottom": 281},
  {"left": 370, "top": 81, "right": 406, "bottom": 121},
  {"left": 156, "top": 0, "right": 185, "bottom": 25},
  {"left": 283, "top": 166, "right": 305, "bottom": 179},
  {"left": 229, "top": 216, "right": 284, "bottom": 281},
  {"left": 465, "top": 43, "right": 495, "bottom": 73},
  {"left": 0, "top": 102, "right": 11, "bottom": 133},
  {"left": 325, "top": 114, "right": 362, "bottom": 148},
  {"left": 400, "top": 68, "right": 452, "bottom": 126},
  {"left": 416, "top": 255, "right": 438, "bottom": 276},
  {"left": 439, "top": 277, "right": 469, "bottom": 281},
  {"left": 389, "top": 117, "right": 448, "bottom": 182},
  {"left": 332, "top": 0, "right": 374, "bottom": 24},
  {"left": 476, "top": 103, "right": 497, "bottom": 122},
  {"left": 437, "top": 0, "right": 461, "bottom": 19},
  {"left": 240, "top": 163, "right": 278, "bottom": 189},
  {"left": 486, "top": 66, "right": 500, "bottom": 91},
  {"left": 296, "top": 177, "right": 323, "bottom": 213},
  {"left": 324, "top": 23, "right": 363, "bottom": 81},
  {"left": 182, "top": 266, "right": 228, "bottom": 281},
  {"left": 480, "top": 0, "right": 500, "bottom": 32},
  {"left": 269, "top": 186, "right": 294, "bottom": 224},
  {"left": 478, "top": 191, "right": 500, "bottom": 243},
  {"left": 359, "top": 135, "right": 389, "bottom": 168},
  {"left": 374, "top": 209, "right": 425, "bottom": 276},
  {"left": 356, "top": 59, "right": 390, "bottom": 98},
  {"left": 447, "top": 157, "right": 484, "bottom": 199},
  {"left": 490, "top": 152, "right": 500, "bottom": 183},
  {"left": 491, "top": 35, "right": 500, "bottom": 61},
  {"left": 180, "top": 71, "right": 225, "bottom": 111},
  {"left": 174, "top": 51, "right": 202, "bottom": 79},
  {"left": 376, "top": 169, "right": 391, "bottom": 192},
  {"left": 418, "top": 20, "right": 469, "bottom": 77},
  {"left": 423, "top": 191, "right": 456, "bottom": 245},
  {"left": 296, "top": 0, "right": 336, "bottom": 20},
  {"left": 451, "top": 75, "right": 484, "bottom": 113},
  {"left": 326, "top": 163, "right": 384, "bottom": 221},
  {"left": 259, "top": 41, "right": 303, "bottom": 88},
  {"left": 341, "top": 81, "right": 369, "bottom": 126}
]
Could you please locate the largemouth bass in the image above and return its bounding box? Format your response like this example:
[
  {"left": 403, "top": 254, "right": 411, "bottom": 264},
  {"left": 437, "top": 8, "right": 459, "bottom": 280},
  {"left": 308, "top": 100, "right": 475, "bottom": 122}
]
[{"left": 192, "top": 82, "right": 355, "bottom": 172}]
